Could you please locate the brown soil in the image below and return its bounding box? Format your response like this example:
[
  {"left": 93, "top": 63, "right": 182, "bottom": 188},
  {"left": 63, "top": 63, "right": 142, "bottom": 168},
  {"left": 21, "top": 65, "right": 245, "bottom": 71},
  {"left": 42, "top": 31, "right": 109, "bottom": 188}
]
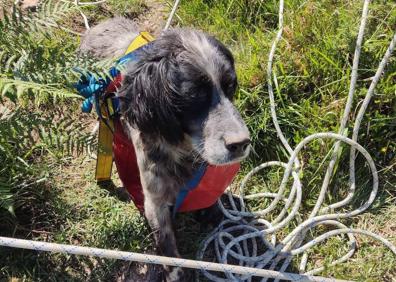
[{"left": 136, "top": 0, "right": 168, "bottom": 36}]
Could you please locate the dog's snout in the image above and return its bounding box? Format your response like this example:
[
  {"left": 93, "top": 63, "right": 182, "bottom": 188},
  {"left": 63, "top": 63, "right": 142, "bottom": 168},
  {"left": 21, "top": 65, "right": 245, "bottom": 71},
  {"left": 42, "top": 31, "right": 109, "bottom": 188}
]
[{"left": 224, "top": 137, "right": 251, "bottom": 154}]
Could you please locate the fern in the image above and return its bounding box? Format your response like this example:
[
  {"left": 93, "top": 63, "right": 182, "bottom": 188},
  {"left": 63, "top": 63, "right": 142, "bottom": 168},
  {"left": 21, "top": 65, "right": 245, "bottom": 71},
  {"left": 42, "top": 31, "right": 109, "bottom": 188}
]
[
  {"left": 0, "top": 0, "right": 115, "bottom": 217},
  {"left": 0, "top": 104, "right": 97, "bottom": 214},
  {"left": 0, "top": 0, "right": 113, "bottom": 105},
  {"left": 0, "top": 76, "right": 80, "bottom": 104}
]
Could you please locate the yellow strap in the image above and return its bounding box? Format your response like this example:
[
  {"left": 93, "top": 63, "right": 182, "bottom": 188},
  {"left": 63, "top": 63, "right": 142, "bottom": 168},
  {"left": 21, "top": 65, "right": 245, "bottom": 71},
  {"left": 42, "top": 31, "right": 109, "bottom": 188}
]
[
  {"left": 125, "top": 32, "right": 155, "bottom": 54},
  {"left": 95, "top": 32, "right": 154, "bottom": 182},
  {"left": 95, "top": 118, "right": 114, "bottom": 181}
]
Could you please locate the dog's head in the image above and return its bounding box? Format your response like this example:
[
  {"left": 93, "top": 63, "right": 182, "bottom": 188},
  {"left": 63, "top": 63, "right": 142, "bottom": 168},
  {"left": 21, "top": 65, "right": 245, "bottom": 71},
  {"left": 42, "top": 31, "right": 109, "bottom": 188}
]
[{"left": 119, "top": 29, "right": 250, "bottom": 165}]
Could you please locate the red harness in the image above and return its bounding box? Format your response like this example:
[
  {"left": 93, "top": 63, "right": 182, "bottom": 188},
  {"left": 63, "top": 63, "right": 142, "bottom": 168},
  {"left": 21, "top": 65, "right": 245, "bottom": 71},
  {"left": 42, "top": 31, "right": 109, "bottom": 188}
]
[
  {"left": 76, "top": 33, "right": 240, "bottom": 213},
  {"left": 97, "top": 38, "right": 240, "bottom": 213},
  {"left": 112, "top": 119, "right": 240, "bottom": 212}
]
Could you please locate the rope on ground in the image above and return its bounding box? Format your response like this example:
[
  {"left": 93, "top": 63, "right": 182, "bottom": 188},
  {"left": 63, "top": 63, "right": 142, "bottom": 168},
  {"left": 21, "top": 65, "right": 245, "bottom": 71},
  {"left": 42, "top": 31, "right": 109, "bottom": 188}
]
[
  {"left": 164, "top": 0, "right": 181, "bottom": 30},
  {"left": 75, "top": 0, "right": 91, "bottom": 30},
  {"left": 74, "top": 0, "right": 110, "bottom": 30},
  {"left": 197, "top": 0, "right": 396, "bottom": 281},
  {"left": 74, "top": 0, "right": 100, "bottom": 30}
]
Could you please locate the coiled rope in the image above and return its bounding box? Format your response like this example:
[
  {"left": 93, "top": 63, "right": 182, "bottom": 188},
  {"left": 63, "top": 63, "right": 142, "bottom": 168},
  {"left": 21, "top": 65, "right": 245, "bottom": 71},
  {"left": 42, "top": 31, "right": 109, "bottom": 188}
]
[
  {"left": 197, "top": 0, "right": 396, "bottom": 281},
  {"left": 1, "top": 1, "right": 395, "bottom": 281}
]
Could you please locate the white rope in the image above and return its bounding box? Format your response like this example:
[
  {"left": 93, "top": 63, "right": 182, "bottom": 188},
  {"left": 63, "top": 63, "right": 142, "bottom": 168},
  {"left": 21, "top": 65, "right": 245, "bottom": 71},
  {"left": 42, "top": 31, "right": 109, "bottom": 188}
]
[
  {"left": 164, "top": 0, "right": 181, "bottom": 30},
  {"left": 197, "top": 0, "right": 396, "bottom": 281},
  {"left": 74, "top": 0, "right": 96, "bottom": 30},
  {"left": 77, "top": 0, "right": 107, "bottom": 6},
  {"left": 313, "top": 0, "right": 370, "bottom": 216},
  {"left": 0, "top": 236, "right": 350, "bottom": 282}
]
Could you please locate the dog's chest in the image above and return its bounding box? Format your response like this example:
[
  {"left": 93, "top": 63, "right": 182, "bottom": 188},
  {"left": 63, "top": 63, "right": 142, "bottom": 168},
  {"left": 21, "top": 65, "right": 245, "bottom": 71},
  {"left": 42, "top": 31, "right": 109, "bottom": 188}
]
[
  {"left": 114, "top": 120, "right": 239, "bottom": 213},
  {"left": 118, "top": 122, "right": 194, "bottom": 200}
]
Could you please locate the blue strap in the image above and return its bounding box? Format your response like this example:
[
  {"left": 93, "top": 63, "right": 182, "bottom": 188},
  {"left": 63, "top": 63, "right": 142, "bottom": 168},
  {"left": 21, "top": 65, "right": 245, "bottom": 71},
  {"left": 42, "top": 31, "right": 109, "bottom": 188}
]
[
  {"left": 74, "top": 42, "right": 153, "bottom": 113},
  {"left": 173, "top": 163, "right": 208, "bottom": 218},
  {"left": 73, "top": 69, "right": 112, "bottom": 113}
]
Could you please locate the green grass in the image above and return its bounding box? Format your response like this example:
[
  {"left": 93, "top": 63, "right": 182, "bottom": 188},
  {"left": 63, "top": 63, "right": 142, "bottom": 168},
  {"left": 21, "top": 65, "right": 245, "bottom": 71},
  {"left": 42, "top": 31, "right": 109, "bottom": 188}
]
[
  {"left": 1, "top": 0, "right": 395, "bottom": 281},
  {"left": 175, "top": 0, "right": 395, "bottom": 279}
]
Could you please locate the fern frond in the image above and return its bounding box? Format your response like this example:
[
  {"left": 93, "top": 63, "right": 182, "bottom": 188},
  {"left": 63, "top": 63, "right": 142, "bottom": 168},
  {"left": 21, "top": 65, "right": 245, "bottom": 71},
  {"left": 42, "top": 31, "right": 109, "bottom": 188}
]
[
  {"left": 0, "top": 104, "right": 97, "bottom": 213},
  {"left": 0, "top": 0, "right": 76, "bottom": 34},
  {"left": 0, "top": 76, "right": 81, "bottom": 104}
]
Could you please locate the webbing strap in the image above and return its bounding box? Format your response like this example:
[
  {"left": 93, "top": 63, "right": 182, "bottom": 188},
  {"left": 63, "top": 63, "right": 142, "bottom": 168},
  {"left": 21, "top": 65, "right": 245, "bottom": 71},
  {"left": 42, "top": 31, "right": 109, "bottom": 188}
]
[
  {"left": 95, "top": 32, "right": 154, "bottom": 182},
  {"left": 125, "top": 32, "right": 155, "bottom": 54},
  {"left": 172, "top": 163, "right": 208, "bottom": 218}
]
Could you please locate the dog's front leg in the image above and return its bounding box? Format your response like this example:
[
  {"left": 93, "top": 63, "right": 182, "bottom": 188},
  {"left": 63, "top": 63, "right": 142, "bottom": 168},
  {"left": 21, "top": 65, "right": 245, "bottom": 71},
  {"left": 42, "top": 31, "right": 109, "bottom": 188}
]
[{"left": 144, "top": 193, "right": 185, "bottom": 282}]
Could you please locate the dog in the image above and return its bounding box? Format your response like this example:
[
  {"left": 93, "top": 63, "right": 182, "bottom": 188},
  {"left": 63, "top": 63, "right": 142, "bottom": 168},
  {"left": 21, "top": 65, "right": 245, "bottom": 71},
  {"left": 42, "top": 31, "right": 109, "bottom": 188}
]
[{"left": 79, "top": 17, "right": 250, "bottom": 281}]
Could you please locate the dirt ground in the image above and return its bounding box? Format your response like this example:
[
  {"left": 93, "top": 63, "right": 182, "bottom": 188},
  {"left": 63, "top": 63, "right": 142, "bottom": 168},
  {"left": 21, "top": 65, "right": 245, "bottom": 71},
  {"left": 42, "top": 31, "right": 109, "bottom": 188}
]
[{"left": 137, "top": 0, "right": 169, "bottom": 35}]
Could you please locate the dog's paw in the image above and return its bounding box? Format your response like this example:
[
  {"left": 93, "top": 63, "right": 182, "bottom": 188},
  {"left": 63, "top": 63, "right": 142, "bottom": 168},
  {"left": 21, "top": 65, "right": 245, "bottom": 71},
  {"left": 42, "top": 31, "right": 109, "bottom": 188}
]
[
  {"left": 165, "top": 266, "right": 186, "bottom": 282},
  {"left": 195, "top": 202, "right": 224, "bottom": 230}
]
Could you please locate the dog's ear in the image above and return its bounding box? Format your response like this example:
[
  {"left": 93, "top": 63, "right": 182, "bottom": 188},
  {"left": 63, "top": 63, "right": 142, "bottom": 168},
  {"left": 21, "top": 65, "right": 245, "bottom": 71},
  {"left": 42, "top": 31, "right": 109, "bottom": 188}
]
[{"left": 118, "top": 54, "right": 184, "bottom": 144}]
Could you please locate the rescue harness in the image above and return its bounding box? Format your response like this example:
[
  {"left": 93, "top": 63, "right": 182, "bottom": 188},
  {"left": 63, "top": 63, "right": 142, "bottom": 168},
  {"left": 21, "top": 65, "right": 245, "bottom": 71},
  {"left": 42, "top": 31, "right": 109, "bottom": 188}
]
[{"left": 75, "top": 32, "right": 239, "bottom": 215}]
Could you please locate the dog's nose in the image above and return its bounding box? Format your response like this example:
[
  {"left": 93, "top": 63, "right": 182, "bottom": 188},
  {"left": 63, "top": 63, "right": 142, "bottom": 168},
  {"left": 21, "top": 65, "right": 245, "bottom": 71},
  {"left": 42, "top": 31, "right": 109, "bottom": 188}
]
[{"left": 224, "top": 138, "right": 251, "bottom": 154}]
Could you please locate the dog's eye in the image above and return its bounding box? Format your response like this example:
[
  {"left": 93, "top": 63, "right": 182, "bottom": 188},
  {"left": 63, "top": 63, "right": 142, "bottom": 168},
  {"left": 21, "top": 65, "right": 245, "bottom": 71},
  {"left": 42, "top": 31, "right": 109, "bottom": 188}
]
[
  {"left": 177, "top": 83, "right": 212, "bottom": 121},
  {"left": 221, "top": 78, "right": 238, "bottom": 99}
]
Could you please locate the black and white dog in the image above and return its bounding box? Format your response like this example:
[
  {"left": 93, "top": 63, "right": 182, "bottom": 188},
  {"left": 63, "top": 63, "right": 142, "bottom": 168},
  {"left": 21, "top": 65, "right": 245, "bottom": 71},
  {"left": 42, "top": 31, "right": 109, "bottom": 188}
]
[{"left": 79, "top": 17, "right": 250, "bottom": 281}]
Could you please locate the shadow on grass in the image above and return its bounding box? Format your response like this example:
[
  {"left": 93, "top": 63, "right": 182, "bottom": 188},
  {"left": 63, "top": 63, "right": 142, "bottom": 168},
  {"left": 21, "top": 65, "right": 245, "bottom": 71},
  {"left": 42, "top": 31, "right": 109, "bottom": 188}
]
[
  {"left": 0, "top": 181, "right": 93, "bottom": 280},
  {"left": 0, "top": 177, "right": 150, "bottom": 281},
  {"left": 97, "top": 180, "right": 132, "bottom": 203}
]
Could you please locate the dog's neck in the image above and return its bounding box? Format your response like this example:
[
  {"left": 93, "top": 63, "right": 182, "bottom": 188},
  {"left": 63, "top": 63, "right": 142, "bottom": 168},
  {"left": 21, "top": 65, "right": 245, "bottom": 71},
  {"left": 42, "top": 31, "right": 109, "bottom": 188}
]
[
  {"left": 122, "top": 119, "right": 202, "bottom": 184},
  {"left": 142, "top": 134, "right": 196, "bottom": 177}
]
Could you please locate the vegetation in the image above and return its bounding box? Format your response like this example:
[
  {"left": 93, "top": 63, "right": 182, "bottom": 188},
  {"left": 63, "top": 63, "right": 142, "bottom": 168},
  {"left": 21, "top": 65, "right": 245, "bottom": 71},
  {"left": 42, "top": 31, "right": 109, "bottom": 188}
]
[{"left": 0, "top": 0, "right": 395, "bottom": 281}]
